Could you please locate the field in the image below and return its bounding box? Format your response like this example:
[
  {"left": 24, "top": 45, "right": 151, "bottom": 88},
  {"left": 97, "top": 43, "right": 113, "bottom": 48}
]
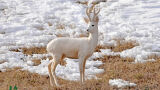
[{"left": 0, "top": 0, "right": 160, "bottom": 89}]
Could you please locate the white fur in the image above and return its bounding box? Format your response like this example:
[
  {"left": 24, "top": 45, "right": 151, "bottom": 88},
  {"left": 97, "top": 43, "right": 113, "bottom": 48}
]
[{"left": 47, "top": 7, "right": 100, "bottom": 86}]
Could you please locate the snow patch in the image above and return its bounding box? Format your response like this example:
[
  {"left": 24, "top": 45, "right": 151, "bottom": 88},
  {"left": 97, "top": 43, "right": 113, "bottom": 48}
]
[{"left": 109, "top": 79, "right": 136, "bottom": 88}]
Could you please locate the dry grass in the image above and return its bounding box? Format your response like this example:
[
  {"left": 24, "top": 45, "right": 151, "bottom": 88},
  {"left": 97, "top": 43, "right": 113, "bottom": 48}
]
[
  {"left": 56, "top": 23, "right": 65, "bottom": 30},
  {"left": 0, "top": 68, "right": 112, "bottom": 90},
  {"left": 55, "top": 33, "right": 70, "bottom": 37},
  {"left": 55, "top": 22, "right": 76, "bottom": 30},
  {"left": 0, "top": 60, "right": 6, "bottom": 64},
  {"left": 76, "top": 1, "right": 88, "bottom": 5},
  {"left": 68, "top": 24, "right": 76, "bottom": 29},
  {"left": 95, "top": 44, "right": 108, "bottom": 52},
  {"left": 11, "top": 47, "right": 47, "bottom": 55},
  {"left": 32, "top": 56, "right": 52, "bottom": 66},
  {"left": 76, "top": 0, "right": 107, "bottom": 5},
  {"left": 0, "top": 31, "right": 5, "bottom": 34},
  {"left": 47, "top": 22, "right": 53, "bottom": 26},
  {"left": 147, "top": 54, "right": 160, "bottom": 60},
  {"left": 21, "top": 47, "right": 47, "bottom": 55},
  {"left": 37, "top": 27, "right": 45, "bottom": 30},
  {"left": 32, "top": 25, "right": 45, "bottom": 30},
  {"left": 111, "top": 40, "right": 138, "bottom": 52},
  {"left": 95, "top": 40, "right": 138, "bottom": 52},
  {"left": 0, "top": 68, "right": 51, "bottom": 90},
  {"left": 31, "top": 59, "right": 41, "bottom": 66}
]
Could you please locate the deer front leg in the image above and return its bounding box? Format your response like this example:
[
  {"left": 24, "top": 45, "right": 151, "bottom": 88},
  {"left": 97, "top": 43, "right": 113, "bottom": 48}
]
[
  {"left": 82, "top": 59, "right": 87, "bottom": 82},
  {"left": 79, "top": 56, "right": 86, "bottom": 84}
]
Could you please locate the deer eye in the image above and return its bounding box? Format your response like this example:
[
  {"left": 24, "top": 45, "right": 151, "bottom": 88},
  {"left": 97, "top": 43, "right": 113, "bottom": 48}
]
[{"left": 92, "top": 25, "right": 94, "bottom": 27}]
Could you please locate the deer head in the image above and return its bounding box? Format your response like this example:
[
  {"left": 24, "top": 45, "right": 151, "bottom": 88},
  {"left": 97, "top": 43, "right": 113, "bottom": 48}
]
[{"left": 84, "top": 6, "right": 100, "bottom": 33}]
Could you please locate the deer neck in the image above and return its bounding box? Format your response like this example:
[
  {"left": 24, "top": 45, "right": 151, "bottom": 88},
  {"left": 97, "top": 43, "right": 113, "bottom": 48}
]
[{"left": 88, "top": 29, "right": 98, "bottom": 50}]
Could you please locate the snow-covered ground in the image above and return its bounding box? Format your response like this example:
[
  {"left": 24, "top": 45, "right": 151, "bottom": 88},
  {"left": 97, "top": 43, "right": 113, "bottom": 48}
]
[{"left": 0, "top": 0, "right": 160, "bottom": 88}]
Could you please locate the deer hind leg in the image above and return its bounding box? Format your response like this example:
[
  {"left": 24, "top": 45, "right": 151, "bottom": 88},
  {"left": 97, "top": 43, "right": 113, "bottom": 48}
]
[
  {"left": 51, "top": 55, "right": 61, "bottom": 87},
  {"left": 48, "top": 61, "right": 54, "bottom": 86}
]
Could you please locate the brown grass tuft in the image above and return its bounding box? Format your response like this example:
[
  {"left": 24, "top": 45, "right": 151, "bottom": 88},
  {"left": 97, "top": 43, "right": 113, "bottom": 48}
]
[
  {"left": 147, "top": 54, "right": 160, "bottom": 60},
  {"left": 68, "top": 24, "right": 76, "bottom": 29},
  {"left": 11, "top": 47, "right": 47, "bottom": 55},
  {"left": 76, "top": 1, "right": 88, "bottom": 5},
  {"left": 111, "top": 40, "right": 138, "bottom": 52},
  {"left": 95, "top": 44, "right": 108, "bottom": 52},
  {"left": 37, "top": 27, "right": 44, "bottom": 30},
  {"left": 76, "top": 0, "right": 107, "bottom": 5},
  {"left": 79, "top": 33, "right": 88, "bottom": 38},
  {"left": 55, "top": 33, "right": 66, "bottom": 37},
  {"left": 0, "top": 60, "right": 6, "bottom": 64},
  {"left": 31, "top": 56, "right": 52, "bottom": 66},
  {"left": 95, "top": 40, "right": 138, "bottom": 52},
  {"left": 47, "top": 22, "right": 53, "bottom": 26},
  {"left": 94, "top": 55, "right": 135, "bottom": 63},
  {"left": 56, "top": 23, "right": 65, "bottom": 30},
  {"left": 55, "top": 21, "right": 76, "bottom": 30},
  {"left": 32, "top": 59, "right": 41, "bottom": 66},
  {"left": 22, "top": 47, "right": 47, "bottom": 55},
  {"left": 0, "top": 31, "right": 5, "bottom": 34}
]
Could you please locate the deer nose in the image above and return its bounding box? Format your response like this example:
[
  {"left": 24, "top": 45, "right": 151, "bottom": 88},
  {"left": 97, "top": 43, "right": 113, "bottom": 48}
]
[{"left": 87, "top": 29, "right": 89, "bottom": 31}]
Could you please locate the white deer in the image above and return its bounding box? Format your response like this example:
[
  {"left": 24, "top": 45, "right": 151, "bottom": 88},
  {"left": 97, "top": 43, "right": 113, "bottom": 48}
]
[{"left": 47, "top": 6, "right": 100, "bottom": 86}]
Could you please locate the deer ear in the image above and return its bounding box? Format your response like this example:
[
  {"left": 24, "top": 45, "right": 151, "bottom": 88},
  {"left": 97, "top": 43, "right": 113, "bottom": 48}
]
[{"left": 83, "top": 17, "right": 89, "bottom": 24}]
